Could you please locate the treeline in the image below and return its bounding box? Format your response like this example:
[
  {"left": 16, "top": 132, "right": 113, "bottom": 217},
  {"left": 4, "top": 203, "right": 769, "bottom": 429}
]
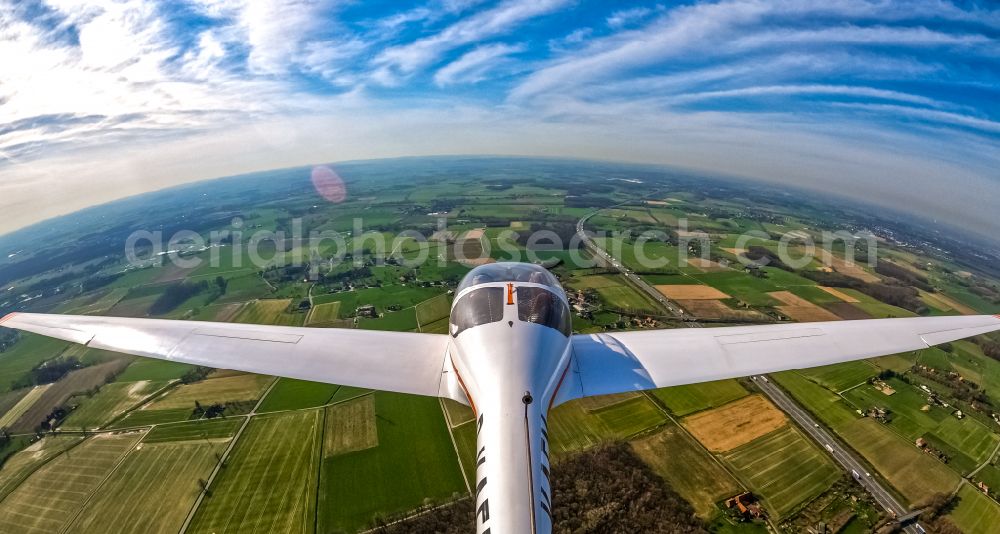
[
  {"left": 148, "top": 278, "right": 227, "bottom": 315},
  {"left": 876, "top": 261, "right": 933, "bottom": 292},
  {"left": 372, "top": 443, "right": 706, "bottom": 533},
  {"left": 515, "top": 222, "right": 580, "bottom": 249},
  {"left": 0, "top": 328, "right": 18, "bottom": 353},
  {"left": 12, "top": 357, "right": 82, "bottom": 389},
  {"left": 802, "top": 270, "right": 928, "bottom": 315}
]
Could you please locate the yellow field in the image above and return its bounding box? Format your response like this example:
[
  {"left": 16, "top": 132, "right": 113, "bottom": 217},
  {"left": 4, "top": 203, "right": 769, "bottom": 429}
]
[
  {"left": 0, "top": 385, "right": 50, "bottom": 428},
  {"left": 324, "top": 395, "right": 378, "bottom": 456},
  {"left": 687, "top": 258, "right": 730, "bottom": 271},
  {"left": 822, "top": 252, "right": 879, "bottom": 283},
  {"left": 307, "top": 301, "right": 342, "bottom": 325},
  {"left": 0, "top": 435, "right": 82, "bottom": 500},
  {"left": 819, "top": 286, "right": 859, "bottom": 303},
  {"left": 921, "top": 290, "right": 978, "bottom": 315},
  {"left": 68, "top": 440, "right": 228, "bottom": 534},
  {"left": 234, "top": 299, "right": 293, "bottom": 325},
  {"left": 656, "top": 284, "right": 730, "bottom": 300},
  {"left": 0, "top": 431, "right": 144, "bottom": 533},
  {"left": 682, "top": 395, "right": 788, "bottom": 452},
  {"left": 143, "top": 373, "right": 273, "bottom": 411}
]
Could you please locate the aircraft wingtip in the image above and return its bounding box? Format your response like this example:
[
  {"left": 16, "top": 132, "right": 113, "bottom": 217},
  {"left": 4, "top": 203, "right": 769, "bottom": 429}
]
[{"left": 0, "top": 312, "right": 17, "bottom": 326}]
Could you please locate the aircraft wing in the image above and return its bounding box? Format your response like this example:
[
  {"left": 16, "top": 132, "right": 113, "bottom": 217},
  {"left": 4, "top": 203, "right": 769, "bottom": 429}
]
[
  {"left": 564, "top": 315, "right": 1000, "bottom": 401},
  {"left": 0, "top": 312, "right": 453, "bottom": 399}
]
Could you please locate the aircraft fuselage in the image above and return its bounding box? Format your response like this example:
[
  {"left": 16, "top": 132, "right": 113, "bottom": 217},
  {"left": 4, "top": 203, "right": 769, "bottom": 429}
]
[{"left": 447, "top": 263, "right": 574, "bottom": 534}]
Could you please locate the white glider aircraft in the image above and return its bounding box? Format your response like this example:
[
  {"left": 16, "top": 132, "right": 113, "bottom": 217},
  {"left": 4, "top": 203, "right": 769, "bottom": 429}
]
[{"left": 3, "top": 262, "right": 999, "bottom": 534}]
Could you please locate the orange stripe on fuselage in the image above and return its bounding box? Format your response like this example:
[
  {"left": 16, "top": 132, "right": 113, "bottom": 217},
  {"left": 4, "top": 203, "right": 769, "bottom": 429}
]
[
  {"left": 450, "top": 356, "right": 478, "bottom": 416},
  {"left": 547, "top": 360, "right": 572, "bottom": 411}
]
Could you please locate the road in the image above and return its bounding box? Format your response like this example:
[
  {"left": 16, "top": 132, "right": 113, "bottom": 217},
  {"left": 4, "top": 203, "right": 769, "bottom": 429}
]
[
  {"left": 575, "top": 213, "right": 690, "bottom": 318},
  {"left": 756, "top": 377, "right": 921, "bottom": 533},
  {"left": 576, "top": 210, "right": 922, "bottom": 532}
]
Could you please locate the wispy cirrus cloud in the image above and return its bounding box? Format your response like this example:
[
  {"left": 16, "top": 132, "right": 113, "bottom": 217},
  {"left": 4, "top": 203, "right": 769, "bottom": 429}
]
[{"left": 0, "top": 0, "right": 998, "bottom": 240}]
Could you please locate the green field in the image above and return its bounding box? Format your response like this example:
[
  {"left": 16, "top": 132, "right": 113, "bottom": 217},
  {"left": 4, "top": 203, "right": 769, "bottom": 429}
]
[
  {"left": 69, "top": 440, "right": 227, "bottom": 534},
  {"left": 632, "top": 422, "right": 742, "bottom": 519},
  {"left": 723, "top": 425, "right": 840, "bottom": 519},
  {"left": 415, "top": 293, "right": 451, "bottom": 327},
  {"left": 62, "top": 380, "right": 167, "bottom": 429},
  {"left": 111, "top": 407, "right": 198, "bottom": 427},
  {"left": 0, "top": 432, "right": 143, "bottom": 533},
  {"left": 770, "top": 372, "right": 859, "bottom": 429},
  {"left": 0, "top": 334, "right": 69, "bottom": 394},
  {"left": 594, "top": 283, "right": 659, "bottom": 312},
  {"left": 257, "top": 378, "right": 341, "bottom": 412},
  {"left": 838, "top": 418, "right": 961, "bottom": 504},
  {"left": 188, "top": 410, "right": 322, "bottom": 534},
  {"left": 843, "top": 377, "right": 946, "bottom": 440},
  {"left": 142, "top": 417, "right": 243, "bottom": 443},
  {"left": 797, "top": 360, "right": 879, "bottom": 392},
  {"left": 948, "top": 484, "right": 1000, "bottom": 534},
  {"left": 548, "top": 395, "right": 666, "bottom": 455},
  {"left": 651, "top": 379, "right": 749, "bottom": 416},
  {"left": 115, "top": 358, "right": 193, "bottom": 382},
  {"left": 319, "top": 392, "right": 466, "bottom": 532}
]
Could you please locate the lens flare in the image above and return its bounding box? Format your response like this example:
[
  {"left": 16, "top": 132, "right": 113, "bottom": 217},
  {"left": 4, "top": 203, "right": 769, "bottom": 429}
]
[{"left": 311, "top": 166, "right": 347, "bottom": 203}]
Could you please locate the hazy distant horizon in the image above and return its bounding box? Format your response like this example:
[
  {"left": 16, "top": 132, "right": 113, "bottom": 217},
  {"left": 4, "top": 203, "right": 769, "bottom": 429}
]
[{"left": 1, "top": 155, "right": 996, "bottom": 254}]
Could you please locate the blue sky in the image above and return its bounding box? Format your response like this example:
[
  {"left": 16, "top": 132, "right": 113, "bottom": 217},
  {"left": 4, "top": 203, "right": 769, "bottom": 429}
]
[{"left": 0, "top": 0, "right": 998, "bottom": 238}]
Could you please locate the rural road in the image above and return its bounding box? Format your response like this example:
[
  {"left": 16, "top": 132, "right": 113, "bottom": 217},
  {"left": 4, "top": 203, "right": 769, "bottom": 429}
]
[{"left": 576, "top": 209, "right": 923, "bottom": 533}]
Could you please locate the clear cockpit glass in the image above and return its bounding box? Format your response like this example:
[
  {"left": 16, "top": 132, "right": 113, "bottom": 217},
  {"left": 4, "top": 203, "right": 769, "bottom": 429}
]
[
  {"left": 456, "top": 263, "right": 560, "bottom": 294},
  {"left": 517, "top": 286, "right": 571, "bottom": 336},
  {"left": 450, "top": 287, "right": 505, "bottom": 337}
]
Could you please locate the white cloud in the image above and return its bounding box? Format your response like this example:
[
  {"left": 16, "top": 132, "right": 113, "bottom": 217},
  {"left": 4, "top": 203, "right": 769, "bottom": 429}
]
[
  {"left": 669, "top": 84, "right": 944, "bottom": 107},
  {"left": 371, "top": 0, "right": 570, "bottom": 85},
  {"left": 607, "top": 7, "right": 652, "bottom": 29},
  {"left": 434, "top": 43, "right": 525, "bottom": 86}
]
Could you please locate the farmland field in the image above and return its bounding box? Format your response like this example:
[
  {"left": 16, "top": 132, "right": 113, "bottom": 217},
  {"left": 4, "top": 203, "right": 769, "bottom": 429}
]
[
  {"left": 796, "top": 360, "right": 879, "bottom": 392},
  {"left": 324, "top": 395, "right": 378, "bottom": 455},
  {"left": 69, "top": 440, "right": 228, "bottom": 534},
  {"left": 319, "top": 393, "right": 465, "bottom": 533},
  {"left": 770, "top": 371, "right": 859, "bottom": 429},
  {"left": 306, "top": 301, "right": 341, "bottom": 325},
  {"left": 723, "top": 425, "right": 840, "bottom": 519},
  {"left": 949, "top": 484, "right": 1000, "bottom": 533},
  {"left": 234, "top": 299, "right": 301, "bottom": 325},
  {"left": 632, "top": 423, "right": 742, "bottom": 519},
  {"left": 115, "top": 358, "right": 193, "bottom": 382},
  {"left": 0, "top": 435, "right": 82, "bottom": 501},
  {"left": 838, "top": 418, "right": 961, "bottom": 504},
  {"left": 142, "top": 417, "right": 242, "bottom": 443},
  {"left": 415, "top": 293, "right": 451, "bottom": 326},
  {"left": 548, "top": 395, "right": 665, "bottom": 454},
  {"left": 0, "top": 384, "right": 50, "bottom": 428},
  {"left": 188, "top": 410, "right": 322, "bottom": 534},
  {"left": 62, "top": 380, "right": 167, "bottom": 429},
  {"left": 683, "top": 395, "right": 787, "bottom": 452},
  {"left": 10, "top": 359, "right": 131, "bottom": 431},
  {"left": 0, "top": 431, "right": 143, "bottom": 533},
  {"left": 651, "top": 379, "right": 749, "bottom": 416},
  {"left": 143, "top": 373, "right": 273, "bottom": 411},
  {"left": 257, "top": 378, "right": 340, "bottom": 412}
]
